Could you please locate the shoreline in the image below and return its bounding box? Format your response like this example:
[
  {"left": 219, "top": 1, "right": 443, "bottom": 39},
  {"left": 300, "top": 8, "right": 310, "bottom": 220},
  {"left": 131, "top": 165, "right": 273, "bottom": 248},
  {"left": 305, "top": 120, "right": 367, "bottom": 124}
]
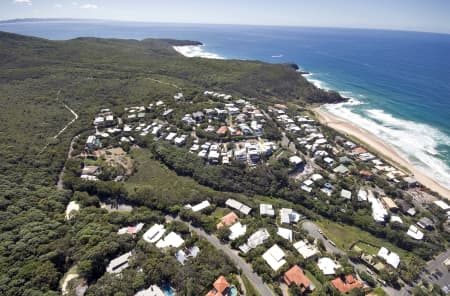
[{"left": 313, "top": 107, "right": 450, "bottom": 200}]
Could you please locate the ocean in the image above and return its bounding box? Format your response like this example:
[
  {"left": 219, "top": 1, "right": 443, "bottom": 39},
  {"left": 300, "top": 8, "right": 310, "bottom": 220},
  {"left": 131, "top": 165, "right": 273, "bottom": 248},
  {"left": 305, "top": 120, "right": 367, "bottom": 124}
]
[{"left": 1, "top": 20, "right": 449, "bottom": 189}]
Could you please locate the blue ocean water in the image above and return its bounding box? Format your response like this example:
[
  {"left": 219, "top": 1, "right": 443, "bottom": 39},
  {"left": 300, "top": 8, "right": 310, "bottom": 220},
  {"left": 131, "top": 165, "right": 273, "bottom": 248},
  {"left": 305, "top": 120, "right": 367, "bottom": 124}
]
[{"left": 1, "top": 20, "right": 449, "bottom": 188}]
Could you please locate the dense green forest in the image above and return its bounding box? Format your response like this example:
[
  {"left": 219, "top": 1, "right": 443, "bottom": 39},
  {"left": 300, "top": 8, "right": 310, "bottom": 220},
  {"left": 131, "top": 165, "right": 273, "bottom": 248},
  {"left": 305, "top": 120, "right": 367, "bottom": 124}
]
[{"left": 0, "top": 31, "right": 345, "bottom": 295}]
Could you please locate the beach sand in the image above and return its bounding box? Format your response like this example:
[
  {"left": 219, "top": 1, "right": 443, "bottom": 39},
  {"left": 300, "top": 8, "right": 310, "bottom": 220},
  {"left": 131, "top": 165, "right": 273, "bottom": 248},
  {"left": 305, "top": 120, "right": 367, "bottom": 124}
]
[{"left": 313, "top": 107, "right": 450, "bottom": 200}]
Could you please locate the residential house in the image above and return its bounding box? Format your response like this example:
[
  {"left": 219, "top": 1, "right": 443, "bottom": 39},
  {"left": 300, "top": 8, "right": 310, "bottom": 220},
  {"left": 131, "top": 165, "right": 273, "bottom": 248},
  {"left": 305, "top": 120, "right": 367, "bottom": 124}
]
[
  {"left": 417, "top": 217, "right": 434, "bottom": 230},
  {"left": 143, "top": 224, "right": 166, "bottom": 243},
  {"left": 229, "top": 222, "right": 247, "bottom": 240},
  {"left": 277, "top": 227, "right": 293, "bottom": 241},
  {"left": 175, "top": 246, "right": 200, "bottom": 265},
  {"left": 205, "top": 276, "right": 231, "bottom": 296},
  {"left": 406, "top": 225, "right": 424, "bottom": 240},
  {"left": 377, "top": 247, "right": 400, "bottom": 269},
  {"left": 225, "top": 199, "right": 252, "bottom": 215},
  {"left": 317, "top": 257, "right": 341, "bottom": 275},
  {"left": 294, "top": 240, "right": 319, "bottom": 260},
  {"left": 217, "top": 211, "right": 239, "bottom": 229},
  {"left": 135, "top": 285, "right": 165, "bottom": 296},
  {"left": 260, "top": 204, "right": 275, "bottom": 216},
  {"left": 239, "top": 229, "right": 270, "bottom": 254},
  {"left": 263, "top": 244, "right": 287, "bottom": 271},
  {"left": 284, "top": 265, "right": 314, "bottom": 292},
  {"left": 280, "top": 208, "right": 301, "bottom": 224},
  {"left": 156, "top": 232, "right": 184, "bottom": 248},
  {"left": 330, "top": 275, "right": 363, "bottom": 294},
  {"left": 106, "top": 252, "right": 132, "bottom": 274}
]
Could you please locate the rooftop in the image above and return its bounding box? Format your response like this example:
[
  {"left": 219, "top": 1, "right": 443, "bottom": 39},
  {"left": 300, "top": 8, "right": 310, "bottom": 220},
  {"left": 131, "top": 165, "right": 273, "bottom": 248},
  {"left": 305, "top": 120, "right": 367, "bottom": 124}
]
[
  {"left": 262, "top": 244, "right": 286, "bottom": 271},
  {"left": 284, "top": 265, "right": 313, "bottom": 291},
  {"left": 330, "top": 275, "right": 363, "bottom": 294}
]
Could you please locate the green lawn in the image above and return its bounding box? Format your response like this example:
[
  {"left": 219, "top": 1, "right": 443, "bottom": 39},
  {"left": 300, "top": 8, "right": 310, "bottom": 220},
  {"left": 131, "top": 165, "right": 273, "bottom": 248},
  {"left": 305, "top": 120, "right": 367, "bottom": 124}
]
[
  {"left": 316, "top": 220, "right": 410, "bottom": 259},
  {"left": 241, "top": 275, "right": 261, "bottom": 296},
  {"left": 304, "top": 269, "right": 322, "bottom": 290}
]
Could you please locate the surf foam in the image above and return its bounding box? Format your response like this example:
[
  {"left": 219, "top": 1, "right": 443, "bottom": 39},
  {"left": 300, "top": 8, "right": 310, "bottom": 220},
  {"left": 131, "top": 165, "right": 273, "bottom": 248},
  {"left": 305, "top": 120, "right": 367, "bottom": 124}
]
[
  {"left": 325, "top": 104, "right": 450, "bottom": 189},
  {"left": 173, "top": 45, "right": 224, "bottom": 59}
]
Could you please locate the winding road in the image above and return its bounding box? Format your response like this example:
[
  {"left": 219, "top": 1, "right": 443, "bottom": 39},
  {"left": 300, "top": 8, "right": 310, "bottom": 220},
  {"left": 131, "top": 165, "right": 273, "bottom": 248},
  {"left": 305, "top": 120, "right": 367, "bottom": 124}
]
[{"left": 166, "top": 216, "right": 275, "bottom": 296}]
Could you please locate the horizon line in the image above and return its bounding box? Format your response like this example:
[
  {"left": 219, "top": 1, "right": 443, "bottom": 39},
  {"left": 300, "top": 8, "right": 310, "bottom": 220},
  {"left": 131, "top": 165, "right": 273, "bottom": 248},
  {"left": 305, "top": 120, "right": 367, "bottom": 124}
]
[{"left": 0, "top": 17, "right": 449, "bottom": 36}]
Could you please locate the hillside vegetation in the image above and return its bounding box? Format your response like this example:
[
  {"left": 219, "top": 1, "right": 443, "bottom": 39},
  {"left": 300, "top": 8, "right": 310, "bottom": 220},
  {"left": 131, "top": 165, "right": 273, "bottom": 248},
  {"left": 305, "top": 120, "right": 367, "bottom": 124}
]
[{"left": 0, "top": 31, "right": 343, "bottom": 295}]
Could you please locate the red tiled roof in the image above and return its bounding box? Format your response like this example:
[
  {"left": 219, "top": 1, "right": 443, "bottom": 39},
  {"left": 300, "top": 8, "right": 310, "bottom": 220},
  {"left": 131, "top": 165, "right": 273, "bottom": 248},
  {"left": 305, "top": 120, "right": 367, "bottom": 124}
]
[
  {"left": 217, "top": 212, "right": 238, "bottom": 229},
  {"left": 216, "top": 126, "right": 228, "bottom": 135},
  {"left": 330, "top": 275, "right": 363, "bottom": 293},
  {"left": 352, "top": 147, "right": 367, "bottom": 154},
  {"left": 284, "top": 265, "right": 311, "bottom": 290},
  {"left": 213, "top": 276, "right": 229, "bottom": 293}
]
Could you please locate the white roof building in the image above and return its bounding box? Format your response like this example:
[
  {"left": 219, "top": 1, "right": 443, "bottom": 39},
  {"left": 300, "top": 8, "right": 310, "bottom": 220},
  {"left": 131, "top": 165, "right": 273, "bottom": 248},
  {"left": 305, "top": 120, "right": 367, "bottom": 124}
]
[
  {"left": 262, "top": 244, "right": 287, "bottom": 271},
  {"left": 143, "top": 224, "right": 166, "bottom": 243},
  {"left": 280, "top": 208, "right": 301, "bottom": 224},
  {"left": 260, "top": 204, "right": 275, "bottom": 216},
  {"left": 390, "top": 215, "right": 403, "bottom": 224},
  {"left": 156, "top": 232, "right": 185, "bottom": 248},
  {"left": 367, "top": 193, "right": 388, "bottom": 223},
  {"left": 188, "top": 200, "right": 211, "bottom": 212},
  {"left": 165, "top": 132, "right": 177, "bottom": 141},
  {"left": 239, "top": 228, "right": 270, "bottom": 253},
  {"left": 434, "top": 200, "right": 450, "bottom": 211},
  {"left": 229, "top": 222, "right": 247, "bottom": 240},
  {"left": 294, "top": 240, "right": 320, "bottom": 259},
  {"left": 377, "top": 247, "right": 400, "bottom": 269},
  {"left": 317, "top": 257, "right": 341, "bottom": 275},
  {"left": 357, "top": 189, "right": 368, "bottom": 202},
  {"left": 225, "top": 199, "right": 252, "bottom": 215},
  {"left": 106, "top": 252, "right": 132, "bottom": 274},
  {"left": 311, "top": 174, "right": 323, "bottom": 182},
  {"left": 340, "top": 189, "right": 352, "bottom": 200},
  {"left": 135, "top": 285, "right": 165, "bottom": 296},
  {"left": 277, "top": 227, "right": 293, "bottom": 241},
  {"left": 407, "top": 225, "right": 424, "bottom": 240},
  {"left": 289, "top": 156, "right": 303, "bottom": 166}
]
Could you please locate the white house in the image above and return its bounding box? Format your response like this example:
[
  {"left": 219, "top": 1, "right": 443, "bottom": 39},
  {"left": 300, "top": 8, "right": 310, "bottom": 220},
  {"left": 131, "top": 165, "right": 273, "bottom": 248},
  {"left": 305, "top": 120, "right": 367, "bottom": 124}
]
[
  {"left": 294, "top": 240, "right": 319, "bottom": 260},
  {"left": 377, "top": 247, "right": 400, "bottom": 269},
  {"left": 317, "top": 257, "right": 341, "bottom": 275},
  {"left": 229, "top": 222, "right": 247, "bottom": 241},
  {"left": 225, "top": 199, "right": 252, "bottom": 215},
  {"left": 262, "top": 244, "right": 287, "bottom": 271},
  {"left": 406, "top": 225, "right": 424, "bottom": 240},
  {"left": 143, "top": 224, "right": 166, "bottom": 243},
  {"left": 277, "top": 227, "right": 293, "bottom": 241},
  {"left": 106, "top": 252, "right": 132, "bottom": 274},
  {"left": 156, "top": 232, "right": 184, "bottom": 248},
  {"left": 260, "top": 204, "right": 275, "bottom": 216}
]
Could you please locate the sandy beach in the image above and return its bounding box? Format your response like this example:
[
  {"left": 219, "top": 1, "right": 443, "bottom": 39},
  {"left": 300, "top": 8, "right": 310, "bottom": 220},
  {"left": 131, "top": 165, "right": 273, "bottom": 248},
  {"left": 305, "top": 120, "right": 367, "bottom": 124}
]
[{"left": 313, "top": 107, "right": 450, "bottom": 200}]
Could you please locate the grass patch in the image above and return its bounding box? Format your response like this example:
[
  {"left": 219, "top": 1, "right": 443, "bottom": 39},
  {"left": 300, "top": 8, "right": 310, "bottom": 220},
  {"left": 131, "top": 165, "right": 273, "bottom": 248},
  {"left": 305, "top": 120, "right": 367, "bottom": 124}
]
[
  {"left": 371, "top": 287, "right": 388, "bottom": 296},
  {"left": 316, "top": 220, "right": 410, "bottom": 259},
  {"left": 356, "top": 242, "right": 380, "bottom": 256},
  {"left": 304, "top": 269, "right": 322, "bottom": 290},
  {"left": 241, "top": 275, "right": 261, "bottom": 296},
  {"left": 126, "top": 148, "right": 214, "bottom": 195}
]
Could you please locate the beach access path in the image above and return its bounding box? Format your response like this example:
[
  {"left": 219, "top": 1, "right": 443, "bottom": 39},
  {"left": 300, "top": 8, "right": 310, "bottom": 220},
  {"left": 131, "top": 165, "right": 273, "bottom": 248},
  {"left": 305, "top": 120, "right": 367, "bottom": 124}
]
[{"left": 313, "top": 107, "right": 450, "bottom": 200}]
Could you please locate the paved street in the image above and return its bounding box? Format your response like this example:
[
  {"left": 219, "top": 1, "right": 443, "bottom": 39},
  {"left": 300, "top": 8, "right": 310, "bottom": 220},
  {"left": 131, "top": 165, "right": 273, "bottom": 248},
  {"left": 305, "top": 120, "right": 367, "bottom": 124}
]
[
  {"left": 167, "top": 216, "right": 275, "bottom": 296},
  {"left": 421, "top": 248, "right": 450, "bottom": 291},
  {"left": 301, "top": 221, "right": 413, "bottom": 296}
]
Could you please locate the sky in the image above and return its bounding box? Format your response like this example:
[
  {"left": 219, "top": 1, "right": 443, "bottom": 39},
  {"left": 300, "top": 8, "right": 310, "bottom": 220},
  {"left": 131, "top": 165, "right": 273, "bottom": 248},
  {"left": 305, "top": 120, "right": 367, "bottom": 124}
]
[{"left": 1, "top": 0, "right": 450, "bottom": 34}]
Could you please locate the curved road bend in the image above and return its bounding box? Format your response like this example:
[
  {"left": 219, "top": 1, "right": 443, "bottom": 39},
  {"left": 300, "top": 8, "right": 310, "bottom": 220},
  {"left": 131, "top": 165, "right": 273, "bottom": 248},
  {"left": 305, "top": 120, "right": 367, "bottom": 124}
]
[{"left": 167, "top": 216, "right": 275, "bottom": 296}]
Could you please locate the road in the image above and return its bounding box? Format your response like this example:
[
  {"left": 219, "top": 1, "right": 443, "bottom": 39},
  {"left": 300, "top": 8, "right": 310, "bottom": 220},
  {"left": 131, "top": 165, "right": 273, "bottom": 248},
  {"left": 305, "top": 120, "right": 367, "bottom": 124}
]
[
  {"left": 40, "top": 89, "right": 79, "bottom": 154},
  {"left": 166, "top": 216, "right": 275, "bottom": 296},
  {"left": 57, "top": 134, "right": 80, "bottom": 190},
  {"left": 420, "top": 248, "right": 450, "bottom": 292},
  {"left": 301, "top": 221, "right": 413, "bottom": 296}
]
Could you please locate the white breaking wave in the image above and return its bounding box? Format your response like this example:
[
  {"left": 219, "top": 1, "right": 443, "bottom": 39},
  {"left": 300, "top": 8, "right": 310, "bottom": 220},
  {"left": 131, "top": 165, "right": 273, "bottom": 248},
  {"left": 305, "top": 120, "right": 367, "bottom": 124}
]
[
  {"left": 173, "top": 45, "right": 224, "bottom": 59},
  {"left": 325, "top": 104, "right": 450, "bottom": 189}
]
